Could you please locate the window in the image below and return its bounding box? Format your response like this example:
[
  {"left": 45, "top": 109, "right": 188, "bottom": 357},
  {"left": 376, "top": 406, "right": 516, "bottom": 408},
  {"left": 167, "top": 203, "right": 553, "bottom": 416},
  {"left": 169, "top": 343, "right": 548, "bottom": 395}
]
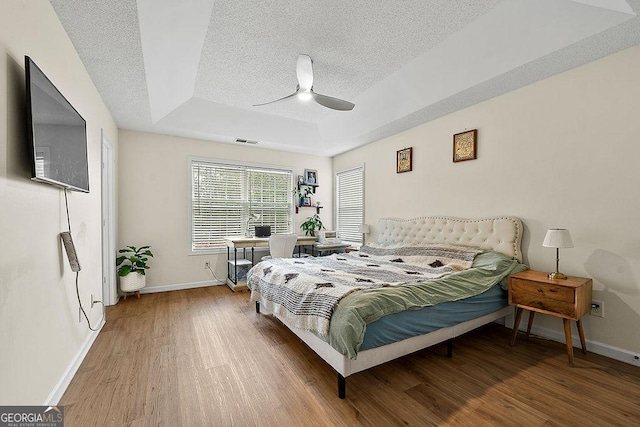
[
  {"left": 335, "top": 165, "right": 364, "bottom": 246},
  {"left": 190, "top": 158, "right": 293, "bottom": 253}
]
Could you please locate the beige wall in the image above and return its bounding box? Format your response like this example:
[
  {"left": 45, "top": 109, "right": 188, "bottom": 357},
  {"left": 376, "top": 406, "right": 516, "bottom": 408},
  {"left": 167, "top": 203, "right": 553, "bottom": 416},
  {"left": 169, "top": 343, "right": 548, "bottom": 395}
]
[
  {"left": 334, "top": 45, "right": 640, "bottom": 354},
  {"left": 0, "top": 2, "right": 118, "bottom": 404},
  {"left": 118, "top": 130, "right": 332, "bottom": 288}
]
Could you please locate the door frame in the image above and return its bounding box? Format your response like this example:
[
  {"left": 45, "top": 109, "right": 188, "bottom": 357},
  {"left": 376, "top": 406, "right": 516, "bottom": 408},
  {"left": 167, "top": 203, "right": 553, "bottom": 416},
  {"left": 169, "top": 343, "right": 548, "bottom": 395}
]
[{"left": 101, "top": 130, "right": 117, "bottom": 305}]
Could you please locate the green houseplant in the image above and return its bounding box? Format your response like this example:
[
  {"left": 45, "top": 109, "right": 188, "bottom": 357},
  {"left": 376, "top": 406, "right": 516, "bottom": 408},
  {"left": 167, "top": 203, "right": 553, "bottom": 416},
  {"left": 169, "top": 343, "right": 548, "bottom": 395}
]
[
  {"left": 116, "top": 245, "right": 153, "bottom": 298},
  {"left": 300, "top": 214, "right": 324, "bottom": 236},
  {"left": 293, "top": 186, "right": 313, "bottom": 207}
]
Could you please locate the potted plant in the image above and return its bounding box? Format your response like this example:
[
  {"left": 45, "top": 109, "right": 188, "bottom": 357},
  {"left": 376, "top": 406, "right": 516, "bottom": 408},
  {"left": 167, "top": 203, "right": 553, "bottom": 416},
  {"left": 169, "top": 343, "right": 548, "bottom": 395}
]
[
  {"left": 293, "top": 186, "right": 313, "bottom": 207},
  {"left": 116, "top": 245, "right": 153, "bottom": 298},
  {"left": 300, "top": 214, "right": 324, "bottom": 236}
]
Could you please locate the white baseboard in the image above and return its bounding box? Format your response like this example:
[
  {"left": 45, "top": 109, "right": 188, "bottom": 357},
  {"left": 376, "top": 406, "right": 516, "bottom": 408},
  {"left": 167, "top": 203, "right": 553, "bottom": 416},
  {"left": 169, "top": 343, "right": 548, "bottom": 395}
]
[
  {"left": 518, "top": 323, "right": 640, "bottom": 368},
  {"left": 139, "top": 279, "right": 223, "bottom": 294},
  {"left": 44, "top": 320, "right": 105, "bottom": 405}
]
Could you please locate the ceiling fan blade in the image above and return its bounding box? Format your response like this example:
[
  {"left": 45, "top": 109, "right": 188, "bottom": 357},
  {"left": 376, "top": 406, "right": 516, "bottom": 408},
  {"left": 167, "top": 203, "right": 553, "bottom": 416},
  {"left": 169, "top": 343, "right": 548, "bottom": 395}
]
[
  {"left": 255, "top": 55, "right": 353, "bottom": 110},
  {"left": 253, "top": 91, "right": 298, "bottom": 107},
  {"left": 296, "top": 54, "right": 313, "bottom": 91},
  {"left": 310, "top": 92, "right": 355, "bottom": 111}
]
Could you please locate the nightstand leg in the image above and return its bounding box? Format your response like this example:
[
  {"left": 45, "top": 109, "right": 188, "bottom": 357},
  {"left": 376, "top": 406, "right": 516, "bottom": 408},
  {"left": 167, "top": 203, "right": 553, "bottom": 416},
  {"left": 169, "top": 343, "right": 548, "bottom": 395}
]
[
  {"left": 577, "top": 319, "right": 587, "bottom": 354},
  {"left": 563, "top": 318, "right": 575, "bottom": 367},
  {"left": 510, "top": 307, "right": 524, "bottom": 346},
  {"left": 526, "top": 311, "right": 535, "bottom": 338}
]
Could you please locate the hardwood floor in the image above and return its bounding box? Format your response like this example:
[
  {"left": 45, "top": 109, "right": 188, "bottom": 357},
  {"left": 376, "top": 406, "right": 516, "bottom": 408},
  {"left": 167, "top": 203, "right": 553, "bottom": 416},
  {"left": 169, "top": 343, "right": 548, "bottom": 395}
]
[{"left": 61, "top": 285, "right": 640, "bottom": 426}]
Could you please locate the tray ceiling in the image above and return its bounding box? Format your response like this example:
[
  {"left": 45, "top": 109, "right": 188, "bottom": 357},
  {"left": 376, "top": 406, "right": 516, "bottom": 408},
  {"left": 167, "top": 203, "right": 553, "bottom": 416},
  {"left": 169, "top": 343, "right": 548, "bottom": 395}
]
[{"left": 49, "top": 0, "right": 639, "bottom": 156}]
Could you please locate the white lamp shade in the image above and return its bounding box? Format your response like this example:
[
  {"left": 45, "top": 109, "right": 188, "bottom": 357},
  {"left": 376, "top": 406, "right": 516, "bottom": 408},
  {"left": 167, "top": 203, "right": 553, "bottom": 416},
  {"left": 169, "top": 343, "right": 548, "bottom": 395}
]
[
  {"left": 542, "top": 229, "right": 574, "bottom": 248},
  {"left": 358, "top": 224, "right": 370, "bottom": 234}
]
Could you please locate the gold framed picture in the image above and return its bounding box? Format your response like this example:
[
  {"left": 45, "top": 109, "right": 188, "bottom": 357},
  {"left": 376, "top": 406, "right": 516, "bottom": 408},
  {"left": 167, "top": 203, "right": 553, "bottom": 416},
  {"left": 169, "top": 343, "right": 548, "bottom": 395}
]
[
  {"left": 397, "top": 147, "right": 412, "bottom": 173},
  {"left": 453, "top": 129, "right": 477, "bottom": 162}
]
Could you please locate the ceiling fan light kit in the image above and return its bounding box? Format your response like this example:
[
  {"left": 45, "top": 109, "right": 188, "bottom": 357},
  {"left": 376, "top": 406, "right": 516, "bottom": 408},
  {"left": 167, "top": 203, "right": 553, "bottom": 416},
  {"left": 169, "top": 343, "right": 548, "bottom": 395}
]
[
  {"left": 254, "top": 54, "right": 354, "bottom": 111},
  {"left": 298, "top": 92, "right": 312, "bottom": 101}
]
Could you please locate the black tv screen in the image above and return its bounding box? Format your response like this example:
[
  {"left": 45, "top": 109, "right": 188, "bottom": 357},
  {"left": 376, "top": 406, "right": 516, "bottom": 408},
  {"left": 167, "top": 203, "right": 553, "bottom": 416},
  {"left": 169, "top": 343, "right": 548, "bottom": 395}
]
[{"left": 25, "top": 56, "right": 89, "bottom": 193}]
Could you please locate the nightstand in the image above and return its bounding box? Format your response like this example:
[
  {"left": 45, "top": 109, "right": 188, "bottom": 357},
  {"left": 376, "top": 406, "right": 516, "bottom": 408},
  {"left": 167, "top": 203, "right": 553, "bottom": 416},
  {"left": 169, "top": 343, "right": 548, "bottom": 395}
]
[{"left": 508, "top": 270, "right": 593, "bottom": 366}]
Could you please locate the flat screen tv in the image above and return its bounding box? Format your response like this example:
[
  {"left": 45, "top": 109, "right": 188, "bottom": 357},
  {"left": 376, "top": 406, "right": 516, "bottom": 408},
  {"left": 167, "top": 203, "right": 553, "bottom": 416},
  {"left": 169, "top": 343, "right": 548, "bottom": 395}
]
[{"left": 25, "top": 56, "right": 89, "bottom": 193}]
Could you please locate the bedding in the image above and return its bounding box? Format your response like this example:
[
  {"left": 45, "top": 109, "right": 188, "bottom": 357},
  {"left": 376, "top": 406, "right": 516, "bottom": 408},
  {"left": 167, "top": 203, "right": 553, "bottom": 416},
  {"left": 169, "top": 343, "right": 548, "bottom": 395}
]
[
  {"left": 359, "top": 284, "right": 508, "bottom": 351},
  {"left": 329, "top": 250, "right": 525, "bottom": 358},
  {"left": 247, "top": 243, "right": 483, "bottom": 338}
]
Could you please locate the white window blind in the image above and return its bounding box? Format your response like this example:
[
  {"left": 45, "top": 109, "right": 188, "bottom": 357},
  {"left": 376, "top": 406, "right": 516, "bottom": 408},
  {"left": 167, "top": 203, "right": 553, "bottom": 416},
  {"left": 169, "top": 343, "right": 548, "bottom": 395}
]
[
  {"left": 190, "top": 159, "right": 293, "bottom": 252},
  {"left": 336, "top": 166, "right": 364, "bottom": 245}
]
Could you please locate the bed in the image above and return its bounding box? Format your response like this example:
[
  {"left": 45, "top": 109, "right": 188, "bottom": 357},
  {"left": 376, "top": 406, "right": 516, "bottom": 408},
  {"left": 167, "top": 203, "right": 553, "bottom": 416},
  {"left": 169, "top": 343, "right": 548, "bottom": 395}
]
[{"left": 248, "top": 216, "right": 526, "bottom": 398}]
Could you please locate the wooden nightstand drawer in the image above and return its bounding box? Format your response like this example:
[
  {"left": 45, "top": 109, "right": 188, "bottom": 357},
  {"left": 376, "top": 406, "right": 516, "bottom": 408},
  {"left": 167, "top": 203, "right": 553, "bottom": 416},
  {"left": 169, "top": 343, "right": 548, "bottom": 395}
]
[
  {"left": 509, "top": 286, "right": 576, "bottom": 318},
  {"left": 510, "top": 278, "right": 576, "bottom": 303}
]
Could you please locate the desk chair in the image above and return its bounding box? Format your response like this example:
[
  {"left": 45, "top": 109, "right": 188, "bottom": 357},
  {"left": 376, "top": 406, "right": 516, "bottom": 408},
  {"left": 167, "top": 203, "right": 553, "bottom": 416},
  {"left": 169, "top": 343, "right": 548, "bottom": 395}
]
[{"left": 261, "top": 234, "right": 298, "bottom": 261}]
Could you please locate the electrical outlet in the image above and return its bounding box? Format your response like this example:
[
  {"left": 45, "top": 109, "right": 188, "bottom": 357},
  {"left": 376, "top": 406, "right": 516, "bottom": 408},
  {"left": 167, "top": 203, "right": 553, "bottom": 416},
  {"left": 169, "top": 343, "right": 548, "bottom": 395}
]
[
  {"left": 590, "top": 300, "right": 604, "bottom": 318},
  {"left": 205, "top": 261, "right": 210, "bottom": 269},
  {"left": 632, "top": 355, "right": 640, "bottom": 366}
]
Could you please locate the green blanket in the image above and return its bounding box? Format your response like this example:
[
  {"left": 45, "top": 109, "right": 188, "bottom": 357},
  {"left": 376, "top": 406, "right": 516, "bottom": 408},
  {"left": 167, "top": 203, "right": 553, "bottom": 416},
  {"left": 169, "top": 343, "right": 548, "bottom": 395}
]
[{"left": 328, "top": 251, "right": 527, "bottom": 359}]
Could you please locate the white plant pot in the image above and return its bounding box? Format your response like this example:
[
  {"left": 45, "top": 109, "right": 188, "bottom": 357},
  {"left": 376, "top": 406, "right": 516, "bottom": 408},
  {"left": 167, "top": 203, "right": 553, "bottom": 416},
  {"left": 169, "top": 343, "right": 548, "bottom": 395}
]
[{"left": 120, "top": 272, "right": 146, "bottom": 293}]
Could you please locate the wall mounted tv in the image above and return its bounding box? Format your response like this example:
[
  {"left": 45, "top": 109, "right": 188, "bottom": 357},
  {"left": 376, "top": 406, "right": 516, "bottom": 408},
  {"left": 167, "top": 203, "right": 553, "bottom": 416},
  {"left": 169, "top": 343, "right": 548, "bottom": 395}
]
[{"left": 25, "top": 56, "right": 89, "bottom": 193}]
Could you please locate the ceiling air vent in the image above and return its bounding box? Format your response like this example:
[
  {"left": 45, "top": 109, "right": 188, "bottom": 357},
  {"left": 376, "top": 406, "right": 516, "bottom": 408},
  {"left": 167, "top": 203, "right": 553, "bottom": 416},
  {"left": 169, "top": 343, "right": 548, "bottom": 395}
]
[{"left": 235, "top": 138, "right": 258, "bottom": 144}]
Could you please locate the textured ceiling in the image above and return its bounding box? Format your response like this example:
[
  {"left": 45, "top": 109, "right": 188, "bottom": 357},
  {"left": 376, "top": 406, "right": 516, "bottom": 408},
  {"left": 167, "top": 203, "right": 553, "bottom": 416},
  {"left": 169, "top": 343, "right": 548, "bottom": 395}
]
[{"left": 49, "top": 0, "right": 640, "bottom": 156}]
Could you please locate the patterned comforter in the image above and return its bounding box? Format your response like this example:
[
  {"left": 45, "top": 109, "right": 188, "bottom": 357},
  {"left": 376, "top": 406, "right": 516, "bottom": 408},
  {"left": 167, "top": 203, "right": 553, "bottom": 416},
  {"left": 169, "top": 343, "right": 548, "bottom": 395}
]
[{"left": 247, "top": 244, "right": 483, "bottom": 340}]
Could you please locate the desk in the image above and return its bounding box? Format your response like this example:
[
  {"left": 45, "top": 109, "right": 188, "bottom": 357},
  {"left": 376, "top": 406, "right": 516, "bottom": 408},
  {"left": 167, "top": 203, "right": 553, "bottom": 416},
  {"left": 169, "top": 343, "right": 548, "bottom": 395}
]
[{"left": 224, "top": 235, "right": 317, "bottom": 291}]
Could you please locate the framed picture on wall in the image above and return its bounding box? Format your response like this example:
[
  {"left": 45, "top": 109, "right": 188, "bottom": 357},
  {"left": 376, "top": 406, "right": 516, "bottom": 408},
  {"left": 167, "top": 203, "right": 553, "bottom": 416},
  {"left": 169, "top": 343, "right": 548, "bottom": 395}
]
[
  {"left": 304, "top": 169, "right": 318, "bottom": 185},
  {"left": 302, "top": 197, "right": 312, "bottom": 207},
  {"left": 397, "top": 147, "right": 412, "bottom": 173},
  {"left": 453, "top": 129, "right": 477, "bottom": 162}
]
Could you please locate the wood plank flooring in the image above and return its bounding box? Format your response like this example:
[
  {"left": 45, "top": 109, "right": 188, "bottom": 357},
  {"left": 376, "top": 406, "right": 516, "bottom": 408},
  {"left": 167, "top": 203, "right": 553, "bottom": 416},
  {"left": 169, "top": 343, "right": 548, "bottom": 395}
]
[{"left": 61, "top": 285, "right": 640, "bottom": 426}]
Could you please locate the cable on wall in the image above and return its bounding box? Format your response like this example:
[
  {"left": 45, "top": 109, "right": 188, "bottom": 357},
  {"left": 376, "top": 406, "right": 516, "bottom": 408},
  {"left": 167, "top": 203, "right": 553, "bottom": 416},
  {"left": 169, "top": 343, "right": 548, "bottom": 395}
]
[
  {"left": 205, "top": 263, "right": 224, "bottom": 283},
  {"left": 75, "top": 272, "right": 104, "bottom": 331},
  {"left": 64, "top": 188, "right": 105, "bottom": 331}
]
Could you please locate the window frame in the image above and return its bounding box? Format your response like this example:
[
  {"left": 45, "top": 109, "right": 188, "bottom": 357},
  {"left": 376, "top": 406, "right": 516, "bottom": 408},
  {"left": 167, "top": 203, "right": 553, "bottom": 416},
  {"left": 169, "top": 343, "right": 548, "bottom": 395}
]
[
  {"left": 188, "top": 156, "right": 294, "bottom": 255},
  {"left": 334, "top": 164, "right": 365, "bottom": 247}
]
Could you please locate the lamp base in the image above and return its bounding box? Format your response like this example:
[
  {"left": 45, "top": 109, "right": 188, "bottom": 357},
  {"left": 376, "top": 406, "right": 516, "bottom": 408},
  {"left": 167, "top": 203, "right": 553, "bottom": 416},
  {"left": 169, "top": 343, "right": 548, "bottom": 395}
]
[{"left": 548, "top": 271, "right": 568, "bottom": 280}]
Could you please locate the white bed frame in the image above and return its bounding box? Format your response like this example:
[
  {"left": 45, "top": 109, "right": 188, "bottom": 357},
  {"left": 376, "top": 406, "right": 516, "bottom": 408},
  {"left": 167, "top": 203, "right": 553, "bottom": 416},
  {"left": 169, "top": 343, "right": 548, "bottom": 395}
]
[{"left": 256, "top": 216, "right": 523, "bottom": 398}]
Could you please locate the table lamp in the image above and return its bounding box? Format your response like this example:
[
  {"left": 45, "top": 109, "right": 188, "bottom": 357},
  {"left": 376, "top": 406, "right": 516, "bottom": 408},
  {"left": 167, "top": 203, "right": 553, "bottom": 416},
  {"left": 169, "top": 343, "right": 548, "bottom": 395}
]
[
  {"left": 542, "top": 228, "right": 573, "bottom": 280},
  {"left": 358, "top": 224, "right": 370, "bottom": 244}
]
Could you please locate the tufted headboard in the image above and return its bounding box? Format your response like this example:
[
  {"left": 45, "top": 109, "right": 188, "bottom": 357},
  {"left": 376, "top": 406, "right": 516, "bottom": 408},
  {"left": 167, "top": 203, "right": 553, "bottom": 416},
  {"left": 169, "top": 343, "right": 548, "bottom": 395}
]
[{"left": 374, "top": 216, "right": 523, "bottom": 262}]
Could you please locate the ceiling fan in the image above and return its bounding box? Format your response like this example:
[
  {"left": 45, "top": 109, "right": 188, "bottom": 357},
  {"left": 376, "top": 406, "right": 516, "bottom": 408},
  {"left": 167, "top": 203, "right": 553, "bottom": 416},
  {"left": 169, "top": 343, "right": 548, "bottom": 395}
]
[{"left": 253, "top": 54, "right": 355, "bottom": 111}]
